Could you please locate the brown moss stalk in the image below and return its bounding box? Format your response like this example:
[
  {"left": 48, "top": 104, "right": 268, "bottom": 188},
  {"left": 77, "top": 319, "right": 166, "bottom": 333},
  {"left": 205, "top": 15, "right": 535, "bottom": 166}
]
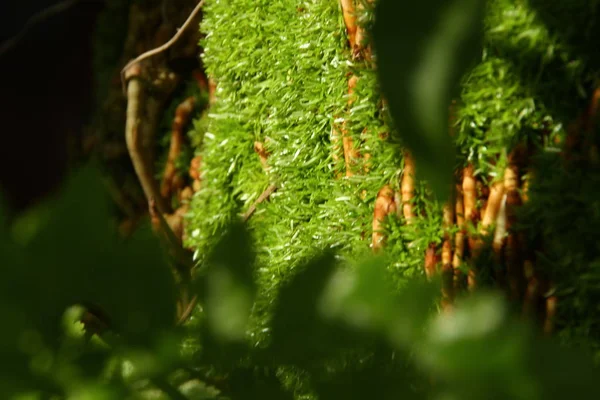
[
  {"left": 462, "top": 165, "right": 478, "bottom": 290},
  {"left": 480, "top": 181, "right": 505, "bottom": 235},
  {"left": 462, "top": 164, "right": 477, "bottom": 223},
  {"left": 254, "top": 141, "right": 271, "bottom": 172},
  {"left": 522, "top": 273, "right": 540, "bottom": 318},
  {"left": 331, "top": 124, "right": 343, "bottom": 178},
  {"left": 424, "top": 243, "right": 440, "bottom": 280},
  {"left": 372, "top": 185, "right": 396, "bottom": 252},
  {"left": 353, "top": 0, "right": 374, "bottom": 60},
  {"left": 491, "top": 194, "right": 507, "bottom": 258},
  {"left": 340, "top": 0, "right": 357, "bottom": 49},
  {"left": 467, "top": 176, "right": 505, "bottom": 290},
  {"left": 342, "top": 75, "right": 361, "bottom": 177},
  {"left": 453, "top": 183, "right": 466, "bottom": 291},
  {"left": 160, "top": 96, "right": 196, "bottom": 200},
  {"left": 441, "top": 201, "right": 455, "bottom": 308},
  {"left": 400, "top": 151, "right": 416, "bottom": 224},
  {"left": 208, "top": 79, "right": 217, "bottom": 106},
  {"left": 543, "top": 294, "right": 558, "bottom": 335},
  {"left": 505, "top": 190, "right": 525, "bottom": 303}
]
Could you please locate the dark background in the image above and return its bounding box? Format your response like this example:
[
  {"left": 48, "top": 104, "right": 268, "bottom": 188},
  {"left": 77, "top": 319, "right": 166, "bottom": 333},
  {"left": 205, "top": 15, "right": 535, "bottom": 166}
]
[{"left": 0, "top": 0, "right": 104, "bottom": 212}]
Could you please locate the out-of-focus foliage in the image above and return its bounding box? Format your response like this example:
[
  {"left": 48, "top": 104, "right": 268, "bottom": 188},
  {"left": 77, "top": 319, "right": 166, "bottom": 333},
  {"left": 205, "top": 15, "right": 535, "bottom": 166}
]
[
  {"left": 2, "top": 177, "right": 600, "bottom": 399},
  {"left": 373, "top": 0, "right": 487, "bottom": 201},
  {"left": 0, "top": 166, "right": 178, "bottom": 398},
  {"left": 5, "top": 0, "right": 600, "bottom": 398}
]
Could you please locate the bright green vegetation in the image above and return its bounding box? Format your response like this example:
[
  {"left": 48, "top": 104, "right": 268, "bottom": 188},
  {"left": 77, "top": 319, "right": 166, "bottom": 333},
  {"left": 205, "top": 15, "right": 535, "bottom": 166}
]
[
  {"left": 7, "top": 0, "right": 600, "bottom": 398},
  {"left": 187, "top": 0, "right": 600, "bottom": 357},
  {"left": 185, "top": 0, "right": 413, "bottom": 345}
]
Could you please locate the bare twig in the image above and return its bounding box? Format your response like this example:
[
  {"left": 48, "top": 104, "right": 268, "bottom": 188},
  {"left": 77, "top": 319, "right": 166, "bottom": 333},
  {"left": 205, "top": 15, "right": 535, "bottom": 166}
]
[
  {"left": 177, "top": 294, "right": 198, "bottom": 325},
  {"left": 243, "top": 184, "right": 278, "bottom": 222},
  {"left": 125, "top": 65, "right": 170, "bottom": 214},
  {"left": 120, "top": 0, "right": 206, "bottom": 92}
]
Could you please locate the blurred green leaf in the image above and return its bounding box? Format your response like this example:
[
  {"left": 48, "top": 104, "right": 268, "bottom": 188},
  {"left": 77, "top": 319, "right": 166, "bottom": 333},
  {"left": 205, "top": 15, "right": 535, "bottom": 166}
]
[
  {"left": 529, "top": 336, "right": 600, "bottom": 400},
  {"left": 418, "top": 293, "right": 534, "bottom": 399},
  {"left": 5, "top": 167, "right": 177, "bottom": 347},
  {"left": 268, "top": 251, "right": 358, "bottom": 365},
  {"left": 416, "top": 292, "right": 600, "bottom": 400},
  {"left": 323, "top": 256, "right": 438, "bottom": 347},
  {"left": 202, "top": 221, "right": 257, "bottom": 342},
  {"left": 0, "top": 165, "right": 178, "bottom": 396},
  {"left": 373, "top": 0, "right": 486, "bottom": 201},
  {"left": 224, "top": 367, "right": 293, "bottom": 400},
  {"left": 313, "top": 359, "right": 419, "bottom": 400},
  {"left": 66, "top": 384, "right": 123, "bottom": 400},
  {"left": 178, "top": 379, "right": 222, "bottom": 399}
]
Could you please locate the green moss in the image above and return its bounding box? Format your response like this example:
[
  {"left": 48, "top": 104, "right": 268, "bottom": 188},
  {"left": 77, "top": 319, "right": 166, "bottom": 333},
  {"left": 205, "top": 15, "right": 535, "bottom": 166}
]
[
  {"left": 456, "top": 0, "right": 600, "bottom": 354},
  {"left": 185, "top": 1, "right": 422, "bottom": 354},
  {"left": 187, "top": 0, "right": 600, "bottom": 366}
]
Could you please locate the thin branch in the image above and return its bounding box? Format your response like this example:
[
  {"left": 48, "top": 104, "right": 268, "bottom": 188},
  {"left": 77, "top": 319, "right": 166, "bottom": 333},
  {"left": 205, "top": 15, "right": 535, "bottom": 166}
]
[
  {"left": 125, "top": 67, "right": 170, "bottom": 214},
  {"left": 243, "top": 184, "right": 278, "bottom": 222},
  {"left": 120, "top": 0, "right": 206, "bottom": 92},
  {"left": 177, "top": 295, "right": 198, "bottom": 325}
]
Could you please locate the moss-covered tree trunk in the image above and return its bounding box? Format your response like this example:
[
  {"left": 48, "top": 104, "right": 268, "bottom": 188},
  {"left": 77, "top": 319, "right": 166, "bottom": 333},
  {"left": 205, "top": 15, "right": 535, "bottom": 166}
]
[{"left": 184, "top": 0, "right": 600, "bottom": 356}]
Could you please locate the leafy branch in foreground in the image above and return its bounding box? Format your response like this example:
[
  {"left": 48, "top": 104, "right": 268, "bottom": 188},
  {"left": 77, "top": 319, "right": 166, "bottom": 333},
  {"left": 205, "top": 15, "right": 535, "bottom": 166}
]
[
  {"left": 373, "top": 0, "right": 487, "bottom": 202},
  {"left": 3, "top": 167, "right": 600, "bottom": 399}
]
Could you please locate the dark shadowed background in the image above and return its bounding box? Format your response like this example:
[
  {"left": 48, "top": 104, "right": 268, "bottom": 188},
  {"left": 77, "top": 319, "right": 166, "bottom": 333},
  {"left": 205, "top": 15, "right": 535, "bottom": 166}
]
[{"left": 0, "top": 0, "right": 104, "bottom": 212}]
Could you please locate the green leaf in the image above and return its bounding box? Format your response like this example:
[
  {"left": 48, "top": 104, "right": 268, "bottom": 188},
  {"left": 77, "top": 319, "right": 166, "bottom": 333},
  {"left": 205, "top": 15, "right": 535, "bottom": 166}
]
[
  {"left": 224, "top": 367, "right": 293, "bottom": 400},
  {"left": 313, "top": 349, "right": 420, "bottom": 400},
  {"left": 0, "top": 165, "right": 178, "bottom": 396},
  {"left": 373, "top": 0, "right": 486, "bottom": 201},
  {"left": 178, "top": 379, "right": 222, "bottom": 400},
  {"left": 322, "top": 256, "right": 438, "bottom": 347},
  {"left": 416, "top": 292, "right": 600, "bottom": 400},
  {"left": 201, "top": 221, "right": 257, "bottom": 342},
  {"left": 19, "top": 166, "right": 177, "bottom": 346},
  {"left": 268, "top": 251, "right": 356, "bottom": 365},
  {"left": 529, "top": 336, "right": 600, "bottom": 400}
]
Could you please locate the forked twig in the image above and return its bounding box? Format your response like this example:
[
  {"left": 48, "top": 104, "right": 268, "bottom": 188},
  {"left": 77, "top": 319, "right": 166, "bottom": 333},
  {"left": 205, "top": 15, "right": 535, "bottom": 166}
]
[{"left": 120, "top": 0, "right": 206, "bottom": 92}]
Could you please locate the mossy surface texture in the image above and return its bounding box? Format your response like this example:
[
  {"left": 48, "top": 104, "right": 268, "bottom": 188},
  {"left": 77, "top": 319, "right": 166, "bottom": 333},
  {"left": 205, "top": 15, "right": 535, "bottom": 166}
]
[
  {"left": 187, "top": 0, "right": 600, "bottom": 355},
  {"left": 186, "top": 0, "right": 409, "bottom": 345}
]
